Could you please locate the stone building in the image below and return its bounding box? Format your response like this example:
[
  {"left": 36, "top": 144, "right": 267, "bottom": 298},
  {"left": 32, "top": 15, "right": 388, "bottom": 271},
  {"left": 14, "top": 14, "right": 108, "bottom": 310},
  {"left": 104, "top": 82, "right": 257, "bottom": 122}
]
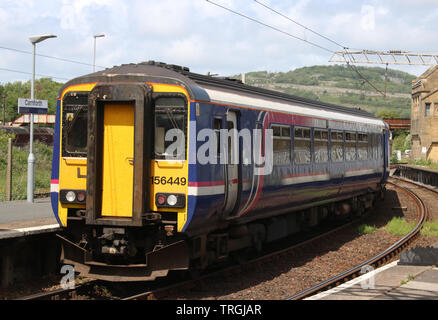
[{"left": 410, "top": 65, "right": 438, "bottom": 161}]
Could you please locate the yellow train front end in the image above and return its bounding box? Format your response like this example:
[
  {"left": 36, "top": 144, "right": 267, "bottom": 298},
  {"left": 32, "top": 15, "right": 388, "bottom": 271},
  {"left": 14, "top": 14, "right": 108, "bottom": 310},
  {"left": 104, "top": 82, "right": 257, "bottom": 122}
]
[{"left": 54, "top": 79, "right": 192, "bottom": 281}]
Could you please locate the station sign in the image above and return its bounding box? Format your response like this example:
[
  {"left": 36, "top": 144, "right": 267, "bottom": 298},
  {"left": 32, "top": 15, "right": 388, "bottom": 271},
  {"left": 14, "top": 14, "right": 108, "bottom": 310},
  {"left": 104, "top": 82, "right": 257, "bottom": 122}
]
[{"left": 18, "top": 98, "right": 48, "bottom": 114}]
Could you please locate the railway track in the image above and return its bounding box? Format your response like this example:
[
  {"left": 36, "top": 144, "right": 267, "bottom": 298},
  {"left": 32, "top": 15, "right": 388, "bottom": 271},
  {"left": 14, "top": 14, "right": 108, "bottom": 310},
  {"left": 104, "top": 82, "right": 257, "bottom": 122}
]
[
  {"left": 16, "top": 280, "right": 99, "bottom": 300},
  {"left": 18, "top": 176, "right": 432, "bottom": 300},
  {"left": 285, "top": 177, "right": 429, "bottom": 300},
  {"left": 121, "top": 209, "right": 382, "bottom": 300}
]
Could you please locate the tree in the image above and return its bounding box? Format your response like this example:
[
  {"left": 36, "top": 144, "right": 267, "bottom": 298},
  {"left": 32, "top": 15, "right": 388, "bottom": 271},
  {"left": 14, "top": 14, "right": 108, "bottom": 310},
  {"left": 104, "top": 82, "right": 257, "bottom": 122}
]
[
  {"left": 376, "top": 109, "right": 401, "bottom": 119},
  {"left": 0, "top": 78, "right": 63, "bottom": 123}
]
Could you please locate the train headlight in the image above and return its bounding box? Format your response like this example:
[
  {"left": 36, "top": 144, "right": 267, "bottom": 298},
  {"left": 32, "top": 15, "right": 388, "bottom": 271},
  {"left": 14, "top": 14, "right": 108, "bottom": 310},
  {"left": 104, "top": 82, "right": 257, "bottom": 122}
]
[
  {"left": 60, "top": 189, "right": 86, "bottom": 204},
  {"left": 66, "top": 191, "right": 76, "bottom": 202},
  {"left": 167, "top": 195, "right": 178, "bottom": 206},
  {"left": 155, "top": 193, "right": 185, "bottom": 208}
]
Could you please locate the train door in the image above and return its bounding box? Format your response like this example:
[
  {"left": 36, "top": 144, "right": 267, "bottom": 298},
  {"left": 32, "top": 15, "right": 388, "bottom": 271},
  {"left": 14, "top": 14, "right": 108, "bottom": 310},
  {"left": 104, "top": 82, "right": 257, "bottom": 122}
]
[
  {"left": 382, "top": 130, "right": 389, "bottom": 182},
  {"left": 86, "top": 83, "right": 152, "bottom": 227},
  {"left": 223, "top": 111, "right": 239, "bottom": 216},
  {"left": 101, "top": 103, "right": 135, "bottom": 217}
]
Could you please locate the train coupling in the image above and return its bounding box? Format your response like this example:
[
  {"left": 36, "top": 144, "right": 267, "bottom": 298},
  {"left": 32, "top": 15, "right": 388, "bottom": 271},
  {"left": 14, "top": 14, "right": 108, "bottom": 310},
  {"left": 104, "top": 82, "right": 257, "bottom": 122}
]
[
  {"left": 56, "top": 233, "right": 190, "bottom": 281},
  {"left": 98, "top": 228, "right": 136, "bottom": 256}
]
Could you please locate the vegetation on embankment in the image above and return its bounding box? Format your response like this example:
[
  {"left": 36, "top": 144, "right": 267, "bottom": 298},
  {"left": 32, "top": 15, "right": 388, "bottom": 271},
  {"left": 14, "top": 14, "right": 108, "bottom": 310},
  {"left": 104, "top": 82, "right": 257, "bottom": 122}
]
[
  {"left": 0, "top": 131, "right": 52, "bottom": 201},
  {"left": 235, "top": 65, "right": 416, "bottom": 118}
]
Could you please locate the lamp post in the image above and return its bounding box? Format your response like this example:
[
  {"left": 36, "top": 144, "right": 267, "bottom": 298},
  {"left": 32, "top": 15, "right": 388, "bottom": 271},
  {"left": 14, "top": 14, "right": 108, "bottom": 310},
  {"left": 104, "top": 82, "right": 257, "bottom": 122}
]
[
  {"left": 27, "top": 34, "right": 56, "bottom": 203},
  {"left": 93, "top": 34, "right": 105, "bottom": 72}
]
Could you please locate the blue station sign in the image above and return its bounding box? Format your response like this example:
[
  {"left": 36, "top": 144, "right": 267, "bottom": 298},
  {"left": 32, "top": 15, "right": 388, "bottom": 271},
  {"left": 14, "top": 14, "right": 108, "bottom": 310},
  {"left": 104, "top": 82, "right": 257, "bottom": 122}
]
[{"left": 18, "top": 98, "right": 48, "bottom": 114}]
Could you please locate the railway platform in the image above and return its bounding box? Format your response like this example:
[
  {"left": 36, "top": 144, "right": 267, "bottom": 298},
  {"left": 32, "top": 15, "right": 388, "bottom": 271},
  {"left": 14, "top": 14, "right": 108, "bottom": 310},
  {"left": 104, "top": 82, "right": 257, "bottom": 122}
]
[
  {"left": 0, "top": 197, "right": 61, "bottom": 288},
  {"left": 0, "top": 197, "right": 60, "bottom": 239},
  {"left": 307, "top": 244, "right": 438, "bottom": 300}
]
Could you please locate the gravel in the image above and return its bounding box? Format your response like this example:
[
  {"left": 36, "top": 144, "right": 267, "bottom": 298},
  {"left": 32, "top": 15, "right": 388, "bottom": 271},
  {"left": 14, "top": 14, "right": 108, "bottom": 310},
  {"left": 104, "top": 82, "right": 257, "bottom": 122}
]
[
  {"left": 2, "top": 180, "right": 438, "bottom": 300},
  {"left": 164, "top": 183, "right": 438, "bottom": 300}
]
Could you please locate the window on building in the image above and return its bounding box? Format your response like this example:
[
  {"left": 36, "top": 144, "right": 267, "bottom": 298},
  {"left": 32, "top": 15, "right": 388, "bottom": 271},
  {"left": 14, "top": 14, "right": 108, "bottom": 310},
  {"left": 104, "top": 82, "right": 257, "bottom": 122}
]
[
  {"left": 425, "top": 103, "right": 431, "bottom": 117},
  {"left": 314, "top": 129, "right": 328, "bottom": 163},
  {"left": 345, "top": 131, "right": 357, "bottom": 161},
  {"left": 330, "top": 130, "right": 344, "bottom": 162},
  {"left": 294, "top": 127, "right": 311, "bottom": 164},
  {"left": 272, "top": 124, "right": 291, "bottom": 165}
]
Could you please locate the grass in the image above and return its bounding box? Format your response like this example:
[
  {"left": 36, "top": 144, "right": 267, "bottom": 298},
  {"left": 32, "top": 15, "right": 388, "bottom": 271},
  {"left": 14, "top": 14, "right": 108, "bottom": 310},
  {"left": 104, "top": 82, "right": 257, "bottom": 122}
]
[
  {"left": 420, "top": 221, "right": 438, "bottom": 237},
  {"left": 385, "top": 217, "right": 417, "bottom": 236},
  {"left": 0, "top": 132, "right": 52, "bottom": 201},
  {"left": 401, "top": 274, "right": 415, "bottom": 285},
  {"left": 385, "top": 217, "right": 438, "bottom": 237},
  {"left": 357, "top": 224, "right": 378, "bottom": 235},
  {"left": 409, "top": 158, "right": 438, "bottom": 171}
]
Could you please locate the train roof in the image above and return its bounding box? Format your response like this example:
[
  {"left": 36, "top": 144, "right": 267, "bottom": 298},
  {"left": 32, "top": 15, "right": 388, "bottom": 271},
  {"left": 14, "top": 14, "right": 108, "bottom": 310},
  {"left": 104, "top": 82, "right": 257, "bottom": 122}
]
[{"left": 59, "top": 61, "right": 381, "bottom": 122}]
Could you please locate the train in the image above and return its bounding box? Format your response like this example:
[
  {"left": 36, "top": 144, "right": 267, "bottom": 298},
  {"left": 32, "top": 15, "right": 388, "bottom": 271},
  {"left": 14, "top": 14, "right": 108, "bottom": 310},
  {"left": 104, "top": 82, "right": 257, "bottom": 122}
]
[{"left": 51, "top": 61, "right": 389, "bottom": 281}]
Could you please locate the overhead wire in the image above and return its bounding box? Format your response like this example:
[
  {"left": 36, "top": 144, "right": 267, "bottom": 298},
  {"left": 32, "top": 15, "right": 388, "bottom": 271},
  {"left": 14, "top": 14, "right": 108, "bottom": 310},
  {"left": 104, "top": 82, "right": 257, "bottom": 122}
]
[
  {"left": 0, "top": 45, "right": 106, "bottom": 69},
  {"left": 253, "top": 0, "right": 347, "bottom": 50},
  {"left": 205, "top": 0, "right": 333, "bottom": 54},
  {"left": 0, "top": 67, "right": 70, "bottom": 81},
  {"left": 206, "top": 0, "right": 387, "bottom": 98}
]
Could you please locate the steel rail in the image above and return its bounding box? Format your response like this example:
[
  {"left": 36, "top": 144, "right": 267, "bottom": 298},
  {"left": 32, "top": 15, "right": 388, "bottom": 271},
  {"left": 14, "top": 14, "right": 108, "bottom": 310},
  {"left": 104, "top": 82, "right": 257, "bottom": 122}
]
[
  {"left": 285, "top": 179, "right": 427, "bottom": 300},
  {"left": 122, "top": 214, "right": 367, "bottom": 300},
  {"left": 16, "top": 280, "right": 98, "bottom": 301}
]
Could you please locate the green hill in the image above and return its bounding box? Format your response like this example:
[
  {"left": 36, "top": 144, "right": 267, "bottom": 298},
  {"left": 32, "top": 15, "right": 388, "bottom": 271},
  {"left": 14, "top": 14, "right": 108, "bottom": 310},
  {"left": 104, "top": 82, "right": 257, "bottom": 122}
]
[{"left": 237, "top": 65, "right": 416, "bottom": 118}]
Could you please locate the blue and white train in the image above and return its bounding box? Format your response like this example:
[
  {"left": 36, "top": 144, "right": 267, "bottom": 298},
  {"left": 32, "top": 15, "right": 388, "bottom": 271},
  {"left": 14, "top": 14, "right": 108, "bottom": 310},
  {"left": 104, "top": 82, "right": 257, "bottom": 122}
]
[{"left": 52, "top": 61, "right": 389, "bottom": 281}]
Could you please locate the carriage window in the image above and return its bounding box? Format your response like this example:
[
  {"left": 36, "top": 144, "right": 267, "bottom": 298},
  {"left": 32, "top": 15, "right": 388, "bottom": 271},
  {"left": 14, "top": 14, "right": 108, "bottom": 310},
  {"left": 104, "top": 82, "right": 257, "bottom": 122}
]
[
  {"left": 272, "top": 124, "right": 291, "bottom": 165},
  {"left": 369, "top": 134, "right": 374, "bottom": 160},
  {"left": 214, "top": 118, "right": 222, "bottom": 156},
  {"left": 62, "top": 93, "right": 88, "bottom": 157},
  {"left": 377, "top": 134, "right": 382, "bottom": 160},
  {"left": 345, "top": 132, "right": 357, "bottom": 161},
  {"left": 330, "top": 131, "right": 344, "bottom": 162},
  {"left": 294, "top": 127, "right": 311, "bottom": 164},
  {"left": 358, "top": 133, "right": 368, "bottom": 161},
  {"left": 154, "top": 97, "right": 187, "bottom": 160},
  {"left": 314, "top": 129, "right": 328, "bottom": 163}
]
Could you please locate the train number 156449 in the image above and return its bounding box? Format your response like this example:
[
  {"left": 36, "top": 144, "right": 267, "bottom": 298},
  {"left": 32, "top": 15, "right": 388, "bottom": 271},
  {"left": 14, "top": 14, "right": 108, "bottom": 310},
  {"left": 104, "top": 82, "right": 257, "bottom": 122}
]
[{"left": 151, "top": 176, "right": 187, "bottom": 186}]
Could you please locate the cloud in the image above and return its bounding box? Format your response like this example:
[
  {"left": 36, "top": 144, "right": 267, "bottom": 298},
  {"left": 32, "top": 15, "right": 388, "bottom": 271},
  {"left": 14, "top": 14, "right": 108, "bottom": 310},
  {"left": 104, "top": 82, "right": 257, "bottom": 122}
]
[
  {"left": 360, "top": 5, "right": 375, "bottom": 31},
  {"left": 0, "top": 0, "right": 437, "bottom": 84}
]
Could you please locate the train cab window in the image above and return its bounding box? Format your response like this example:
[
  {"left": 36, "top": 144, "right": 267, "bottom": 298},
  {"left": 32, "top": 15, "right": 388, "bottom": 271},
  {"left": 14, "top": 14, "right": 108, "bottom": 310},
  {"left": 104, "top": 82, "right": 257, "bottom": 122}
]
[
  {"left": 358, "top": 133, "right": 368, "bottom": 161},
  {"left": 62, "top": 93, "right": 88, "bottom": 157},
  {"left": 294, "top": 127, "right": 311, "bottom": 164},
  {"left": 330, "top": 131, "right": 344, "bottom": 162},
  {"left": 154, "top": 97, "right": 187, "bottom": 160},
  {"left": 272, "top": 124, "right": 291, "bottom": 165},
  {"left": 345, "top": 132, "right": 357, "bottom": 161},
  {"left": 314, "top": 129, "right": 328, "bottom": 163}
]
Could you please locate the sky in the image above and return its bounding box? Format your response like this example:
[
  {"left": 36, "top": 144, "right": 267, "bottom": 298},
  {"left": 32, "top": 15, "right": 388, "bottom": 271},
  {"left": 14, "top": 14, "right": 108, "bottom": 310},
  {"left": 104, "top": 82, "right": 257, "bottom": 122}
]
[{"left": 0, "top": 0, "right": 437, "bottom": 85}]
